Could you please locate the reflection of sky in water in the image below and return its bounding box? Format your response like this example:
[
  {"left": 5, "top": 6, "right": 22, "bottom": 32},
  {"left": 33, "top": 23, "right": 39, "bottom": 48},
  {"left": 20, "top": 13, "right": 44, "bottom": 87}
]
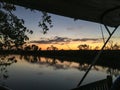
[{"left": 0, "top": 55, "right": 119, "bottom": 90}]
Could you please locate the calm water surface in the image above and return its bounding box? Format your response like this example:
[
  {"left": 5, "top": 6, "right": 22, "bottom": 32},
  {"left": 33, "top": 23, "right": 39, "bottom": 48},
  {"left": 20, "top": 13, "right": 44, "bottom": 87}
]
[{"left": 0, "top": 55, "right": 119, "bottom": 90}]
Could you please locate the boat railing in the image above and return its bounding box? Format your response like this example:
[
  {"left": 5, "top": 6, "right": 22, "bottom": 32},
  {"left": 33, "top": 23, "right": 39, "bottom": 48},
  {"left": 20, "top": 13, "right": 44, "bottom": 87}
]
[{"left": 72, "top": 75, "right": 112, "bottom": 90}]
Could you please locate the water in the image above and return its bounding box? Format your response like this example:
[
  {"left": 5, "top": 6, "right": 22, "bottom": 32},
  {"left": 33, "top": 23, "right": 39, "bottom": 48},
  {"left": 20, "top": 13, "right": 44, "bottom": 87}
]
[{"left": 0, "top": 55, "right": 119, "bottom": 90}]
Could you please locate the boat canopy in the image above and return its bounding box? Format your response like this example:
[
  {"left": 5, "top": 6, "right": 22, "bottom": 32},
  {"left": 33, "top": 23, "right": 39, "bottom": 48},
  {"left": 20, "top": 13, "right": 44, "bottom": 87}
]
[{"left": 1, "top": 0, "right": 120, "bottom": 27}]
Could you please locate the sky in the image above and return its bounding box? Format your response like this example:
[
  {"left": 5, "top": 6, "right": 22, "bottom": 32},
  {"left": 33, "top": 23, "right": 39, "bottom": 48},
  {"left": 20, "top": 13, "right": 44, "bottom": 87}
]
[{"left": 13, "top": 6, "right": 120, "bottom": 50}]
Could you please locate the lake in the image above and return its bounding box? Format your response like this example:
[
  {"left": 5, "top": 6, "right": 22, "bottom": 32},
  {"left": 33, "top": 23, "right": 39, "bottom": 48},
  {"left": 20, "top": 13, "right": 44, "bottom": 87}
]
[{"left": 0, "top": 54, "right": 119, "bottom": 90}]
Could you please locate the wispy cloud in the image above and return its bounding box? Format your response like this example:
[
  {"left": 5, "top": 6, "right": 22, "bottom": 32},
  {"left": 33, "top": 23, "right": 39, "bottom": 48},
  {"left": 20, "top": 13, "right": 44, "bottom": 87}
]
[
  {"left": 72, "top": 38, "right": 100, "bottom": 42},
  {"left": 66, "top": 26, "right": 84, "bottom": 31},
  {"left": 30, "top": 36, "right": 71, "bottom": 44},
  {"left": 30, "top": 36, "right": 101, "bottom": 45}
]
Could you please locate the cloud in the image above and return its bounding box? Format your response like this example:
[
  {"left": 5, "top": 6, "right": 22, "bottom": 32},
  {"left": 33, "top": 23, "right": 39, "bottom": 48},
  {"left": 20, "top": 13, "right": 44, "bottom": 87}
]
[
  {"left": 67, "top": 27, "right": 75, "bottom": 31},
  {"left": 66, "top": 26, "right": 84, "bottom": 31},
  {"left": 72, "top": 38, "right": 100, "bottom": 42},
  {"left": 30, "top": 36, "right": 71, "bottom": 44},
  {"left": 53, "top": 36, "right": 71, "bottom": 42},
  {"left": 30, "top": 40, "right": 52, "bottom": 44},
  {"left": 30, "top": 36, "right": 101, "bottom": 44}
]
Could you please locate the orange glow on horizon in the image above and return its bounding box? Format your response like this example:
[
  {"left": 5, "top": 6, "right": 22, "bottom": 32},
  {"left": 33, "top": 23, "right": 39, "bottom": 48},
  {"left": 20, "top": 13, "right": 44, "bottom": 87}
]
[{"left": 33, "top": 40, "right": 104, "bottom": 50}]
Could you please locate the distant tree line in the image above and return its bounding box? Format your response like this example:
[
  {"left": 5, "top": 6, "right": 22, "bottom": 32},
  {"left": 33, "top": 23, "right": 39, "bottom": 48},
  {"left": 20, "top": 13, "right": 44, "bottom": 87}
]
[
  {"left": 77, "top": 41, "right": 120, "bottom": 50},
  {"left": 46, "top": 45, "right": 58, "bottom": 50},
  {"left": 0, "top": 43, "right": 41, "bottom": 51},
  {"left": 45, "top": 40, "right": 120, "bottom": 51}
]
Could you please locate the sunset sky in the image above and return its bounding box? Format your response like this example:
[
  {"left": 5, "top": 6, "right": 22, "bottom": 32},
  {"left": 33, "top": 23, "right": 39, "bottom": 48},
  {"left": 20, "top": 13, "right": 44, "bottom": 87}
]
[{"left": 13, "top": 6, "right": 120, "bottom": 50}]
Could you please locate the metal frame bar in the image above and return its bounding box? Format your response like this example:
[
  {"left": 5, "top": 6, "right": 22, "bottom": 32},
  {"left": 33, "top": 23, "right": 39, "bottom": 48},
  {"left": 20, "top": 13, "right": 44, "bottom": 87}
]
[
  {"left": 76, "top": 6, "right": 120, "bottom": 87},
  {"left": 77, "top": 25, "right": 119, "bottom": 87}
]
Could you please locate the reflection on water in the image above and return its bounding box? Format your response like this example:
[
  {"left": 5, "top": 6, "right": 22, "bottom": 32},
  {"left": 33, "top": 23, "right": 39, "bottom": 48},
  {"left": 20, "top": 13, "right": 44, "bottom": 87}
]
[
  {"left": 0, "top": 55, "right": 120, "bottom": 90},
  {"left": 0, "top": 55, "right": 17, "bottom": 89}
]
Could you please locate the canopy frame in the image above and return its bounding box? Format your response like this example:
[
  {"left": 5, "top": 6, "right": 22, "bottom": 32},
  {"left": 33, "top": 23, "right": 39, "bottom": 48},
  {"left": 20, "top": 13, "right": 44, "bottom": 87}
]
[{"left": 77, "top": 7, "right": 120, "bottom": 87}]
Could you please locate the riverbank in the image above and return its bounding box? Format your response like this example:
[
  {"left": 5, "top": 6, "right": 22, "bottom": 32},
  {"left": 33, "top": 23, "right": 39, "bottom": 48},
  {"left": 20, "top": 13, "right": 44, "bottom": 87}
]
[
  {"left": 0, "top": 50, "right": 120, "bottom": 60},
  {"left": 0, "top": 50, "right": 120, "bottom": 69}
]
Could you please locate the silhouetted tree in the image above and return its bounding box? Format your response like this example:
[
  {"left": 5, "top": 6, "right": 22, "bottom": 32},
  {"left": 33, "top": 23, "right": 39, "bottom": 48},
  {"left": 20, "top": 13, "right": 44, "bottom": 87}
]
[
  {"left": 105, "top": 40, "right": 120, "bottom": 50},
  {"left": 47, "top": 45, "right": 58, "bottom": 50},
  {"left": 93, "top": 46, "right": 100, "bottom": 50},
  {"left": 31, "top": 44, "right": 39, "bottom": 51},
  {"left": 107, "top": 40, "right": 114, "bottom": 50},
  {"left": 0, "top": 2, "right": 53, "bottom": 50},
  {"left": 77, "top": 44, "right": 90, "bottom": 50},
  {"left": 39, "top": 48, "right": 42, "bottom": 51},
  {"left": 112, "top": 43, "right": 120, "bottom": 50},
  {"left": 51, "top": 45, "right": 58, "bottom": 50},
  {"left": 0, "top": 2, "right": 31, "bottom": 50},
  {"left": 94, "top": 46, "right": 100, "bottom": 50},
  {"left": 24, "top": 45, "right": 31, "bottom": 51},
  {"left": 47, "top": 47, "right": 51, "bottom": 50},
  {"left": 24, "top": 44, "right": 40, "bottom": 51}
]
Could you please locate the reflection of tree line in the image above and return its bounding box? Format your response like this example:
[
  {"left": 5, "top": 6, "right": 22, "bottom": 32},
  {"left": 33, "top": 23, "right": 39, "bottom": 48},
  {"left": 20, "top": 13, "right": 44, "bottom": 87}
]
[
  {"left": 0, "top": 55, "right": 120, "bottom": 81},
  {"left": 0, "top": 55, "right": 17, "bottom": 87},
  {"left": 21, "top": 55, "right": 120, "bottom": 77}
]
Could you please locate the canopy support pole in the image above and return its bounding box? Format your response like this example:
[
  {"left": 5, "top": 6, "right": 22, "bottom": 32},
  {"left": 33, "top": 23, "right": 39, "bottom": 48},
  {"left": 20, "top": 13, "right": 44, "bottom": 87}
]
[
  {"left": 77, "top": 25, "right": 119, "bottom": 87},
  {"left": 100, "top": 24, "right": 105, "bottom": 44}
]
